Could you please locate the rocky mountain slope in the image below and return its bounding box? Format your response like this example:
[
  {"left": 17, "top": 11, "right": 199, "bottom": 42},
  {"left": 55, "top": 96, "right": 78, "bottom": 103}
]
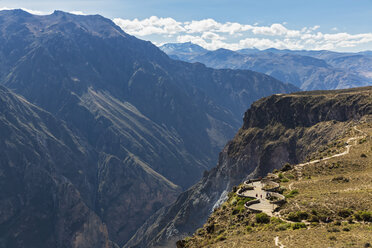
[
  {"left": 0, "top": 9, "right": 297, "bottom": 247},
  {"left": 0, "top": 85, "right": 115, "bottom": 248},
  {"left": 126, "top": 86, "right": 372, "bottom": 247},
  {"left": 181, "top": 113, "right": 372, "bottom": 248},
  {"left": 160, "top": 43, "right": 372, "bottom": 90}
]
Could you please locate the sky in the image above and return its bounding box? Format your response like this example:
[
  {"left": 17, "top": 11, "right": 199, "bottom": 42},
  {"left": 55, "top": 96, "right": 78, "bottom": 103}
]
[{"left": 1, "top": 0, "right": 372, "bottom": 52}]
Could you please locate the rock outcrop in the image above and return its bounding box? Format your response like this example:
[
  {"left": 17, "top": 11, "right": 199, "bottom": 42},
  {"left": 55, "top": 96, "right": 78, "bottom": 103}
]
[{"left": 126, "top": 86, "right": 372, "bottom": 247}]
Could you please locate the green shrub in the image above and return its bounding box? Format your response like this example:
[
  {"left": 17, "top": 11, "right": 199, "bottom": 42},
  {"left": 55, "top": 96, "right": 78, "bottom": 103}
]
[
  {"left": 287, "top": 174, "right": 295, "bottom": 179},
  {"left": 196, "top": 228, "right": 205, "bottom": 236},
  {"left": 291, "top": 222, "right": 306, "bottom": 230},
  {"left": 287, "top": 211, "right": 309, "bottom": 222},
  {"left": 338, "top": 209, "right": 353, "bottom": 218},
  {"left": 256, "top": 213, "right": 270, "bottom": 224},
  {"left": 342, "top": 227, "right": 350, "bottom": 232},
  {"left": 287, "top": 212, "right": 299, "bottom": 222},
  {"left": 359, "top": 139, "right": 367, "bottom": 144},
  {"left": 308, "top": 215, "right": 319, "bottom": 222},
  {"left": 298, "top": 211, "right": 309, "bottom": 220},
  {"left": 206, "top": 223, "right": 215, "bottom": 234},
  {"left": 231, "top": 209, "right": 239, "bottom": 215},
  {"left": 331, "top": 176, "right": 349, "bottom": 183},
  {"left": 276, "top": 223, "right": 291, "bottom": 231},
  {"left": 354, "top": 211, "right": 372, "bottom": 222},
  {"left": 281, "top": 163, "right": 292, "bottom": 171},
  {"left": 216, "top": 234, "right": 226, "bottom": 241},
  {"left": 285, "top": 189, "right": 299, "bottom": 198},
  {"left": 270, "top": 217, "right": 284, "bottom": 224},
  {"left": 360, "top": 153, "right": 367, "bottom": 158}
]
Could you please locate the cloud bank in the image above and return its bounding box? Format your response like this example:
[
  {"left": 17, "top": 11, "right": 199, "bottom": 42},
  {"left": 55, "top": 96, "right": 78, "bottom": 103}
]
[
  {"left": 1, "top": 8, "right": 370, "bottom": 51},
  {"left": 113, "top": 16, "right": 372, "bottom": 51}
]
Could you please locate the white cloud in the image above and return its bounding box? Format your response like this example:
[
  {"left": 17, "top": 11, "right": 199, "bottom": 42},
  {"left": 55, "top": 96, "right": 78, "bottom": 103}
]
[
  {"left": 1, "top": 8, "right": 370, "bottom": 52},
  {"left": 109, "top": 16, "right": 372, "bottom": 51},
  {"left": 201, "top": 31, "right": 225, "bottom": 40},
  {"left": 70, "top": 11, "right": 89, "bottom": 16},
  {"left": 113, "top": 16, "right": 185, "bottom": 36},
  {"left": 0, "top": 7, "right": 92, "bottom": 16},
  {"left": 184, "top": 18, "right": 221, "bottom": 33},
  {"left": 0, "top": 7, "right": 50, "bottom": 15}
]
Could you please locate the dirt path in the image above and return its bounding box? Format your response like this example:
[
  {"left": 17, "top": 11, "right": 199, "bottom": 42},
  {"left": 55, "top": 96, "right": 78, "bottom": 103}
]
[
  {"left": 290, "top": 126, "right": 365, "bottom": 189},
  {"left": 274, "top": 126, "right": 366, "bottom": 247},
  {"left": 274, "top": 236, "right": 285, "bottom": 248}
]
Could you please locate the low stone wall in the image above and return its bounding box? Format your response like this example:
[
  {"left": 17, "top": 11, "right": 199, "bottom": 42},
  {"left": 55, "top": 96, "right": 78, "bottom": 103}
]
[
  {"left": 239, "top": 176, "right": 285, "bottom": 214},
  {"left": 269, "top": 192, "right": 286, "bottom": 205},
  {"left": 244, "top": 178, "right": 261, "bottom": 185},
  {"left": 244, "top": 199, "right": 261, "bottom": 212},
  {"left": 236, "top": 186, "right": 254, "bottom": 197},
  {"left": 262, "top": 179, "right": 280, "bottom": 192},
  {"left": 266, "top": 173, "right": 280, "bottom": 182}
]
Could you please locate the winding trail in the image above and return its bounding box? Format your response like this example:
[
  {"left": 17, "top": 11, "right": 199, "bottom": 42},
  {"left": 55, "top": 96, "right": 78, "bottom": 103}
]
[
  {"left": 241, "top": 181, "right": 279, "bottom": 216},
  {"left": 238, "top": 125, "right": 366, "bottom": 247},
  {"left": 274, "top": 236, "right": 285, "bottom": 248},
  {"left": 291, "top": 126, "right": 365, "bottom": 188}
]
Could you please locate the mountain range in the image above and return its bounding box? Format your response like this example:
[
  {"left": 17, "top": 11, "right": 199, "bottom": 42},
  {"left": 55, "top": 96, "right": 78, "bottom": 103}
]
[
  {"left": 160, "top": 42, "right": 372, "bottom": 90},
  {"left": 0, "top": 9, "right": 297, "bottom": 247}
]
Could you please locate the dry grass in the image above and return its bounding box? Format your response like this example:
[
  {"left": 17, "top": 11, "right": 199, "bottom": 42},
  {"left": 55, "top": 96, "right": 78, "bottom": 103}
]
[
  {"left": 198, "top": 224, "right": 372, "bottom": 248},
  {"left": 280, "top": 122, "right": 372, "bottom": 218},
  {"left": 182, "top": 120, "right": 372, "bottom": 248}
]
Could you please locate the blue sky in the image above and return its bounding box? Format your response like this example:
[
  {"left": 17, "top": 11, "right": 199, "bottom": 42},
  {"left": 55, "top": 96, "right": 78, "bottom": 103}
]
[{"left": 1, "top": 0, "right": 372, "bottom": 51}]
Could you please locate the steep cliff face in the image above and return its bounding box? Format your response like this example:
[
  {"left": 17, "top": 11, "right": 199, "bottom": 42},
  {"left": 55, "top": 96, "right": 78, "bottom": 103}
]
[
  {"left": 0, "top": 10, "right": 298, "bottom": 246},
  {"left": 126, "top": 86, "right": 372, "bottom": 247},
  {"left": 0, "top": 86, "right": 115, "bottom": 248}
]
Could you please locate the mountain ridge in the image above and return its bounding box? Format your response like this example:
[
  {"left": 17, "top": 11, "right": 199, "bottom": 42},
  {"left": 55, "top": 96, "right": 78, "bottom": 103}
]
[
  {"left": 126, "top": 86, "right": 372, "bottom": 247},
  {"left": 0, "top": 9, "right": 298, "bottom": 247},
  {"left": 160, "top": 42, "right": 372, "bottom": 90}
]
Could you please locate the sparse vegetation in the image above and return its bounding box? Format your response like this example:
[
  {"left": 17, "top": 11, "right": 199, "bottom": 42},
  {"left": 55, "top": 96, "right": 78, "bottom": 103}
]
[
  {"left": 281, "top": 163, "right": 293, "bottom": 172},
  {"left": 291, "top": 222, "right": 306, "bottom": 230},
  {"left": 182, "top": 122, "right": 372, "bottom": 247},
  {"left": 284, "top": 189, "right": 299, "bottom": 198},
  {"left": 255, "top": 213, "right": 270, "bottom": 223},
  {"left": 338, "top": 209, "right": 353, "bottom": 218},
  {"left": 331, "top": 176, "right": 349, "bottom": 183},
  {"left": 354, "top": 211, "right": 372, "bottom": 222},
  {"left": 287, "top": 211, "right": 309, "bottom": 222}
]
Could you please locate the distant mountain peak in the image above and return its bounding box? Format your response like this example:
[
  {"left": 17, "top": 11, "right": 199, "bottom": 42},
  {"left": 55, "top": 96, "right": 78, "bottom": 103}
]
[{"left": 160, "top": 42, "right": 207, "bottom": 55}]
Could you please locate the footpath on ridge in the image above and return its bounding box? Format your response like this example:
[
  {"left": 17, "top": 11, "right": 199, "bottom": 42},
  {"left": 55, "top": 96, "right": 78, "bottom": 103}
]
[{"left": 234, "top": 125, "right": 367, "bottom": 248}]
